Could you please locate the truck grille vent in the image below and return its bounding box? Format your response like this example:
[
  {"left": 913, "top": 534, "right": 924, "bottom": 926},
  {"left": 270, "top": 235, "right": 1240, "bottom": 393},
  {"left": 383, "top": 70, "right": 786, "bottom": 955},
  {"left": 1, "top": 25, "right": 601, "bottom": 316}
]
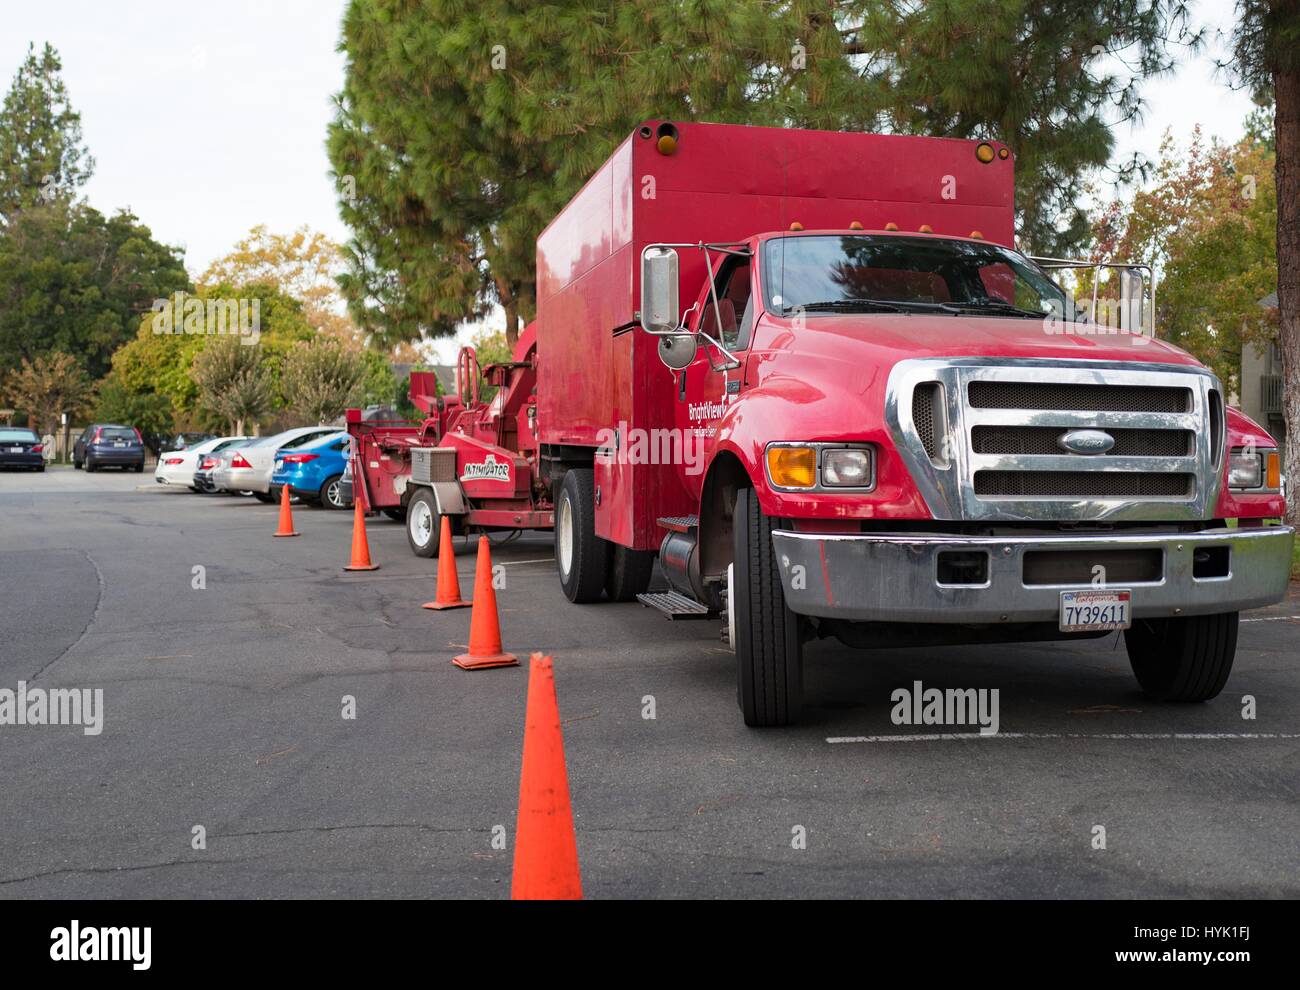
[
  {"left": 971, "top": 426, "right": 1192, "bottom": 457},
  {"left": 912, "top": 382, "right": 944, "bottom": 462},
  {"left": 973, "top": 471, "right": 1195, "bottom": 498},
  {"left": 968, "top": 381, "right": 1191, "bottom": 413}
]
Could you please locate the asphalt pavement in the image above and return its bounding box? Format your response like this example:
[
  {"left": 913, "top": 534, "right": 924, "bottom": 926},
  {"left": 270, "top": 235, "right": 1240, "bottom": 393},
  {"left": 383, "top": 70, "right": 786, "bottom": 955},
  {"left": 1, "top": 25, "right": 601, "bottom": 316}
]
[{"left": 1, "top": 466, "right": 1297, "bottom": 898}]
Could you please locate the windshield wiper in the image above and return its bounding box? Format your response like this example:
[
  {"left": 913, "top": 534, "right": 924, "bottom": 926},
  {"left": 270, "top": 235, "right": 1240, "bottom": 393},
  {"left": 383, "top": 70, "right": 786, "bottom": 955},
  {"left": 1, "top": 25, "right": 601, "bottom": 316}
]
[
  {"left": 937, "top": 299, "right": 1050, "bottom": 320},
  {"left": 787, "top": 298, "right": 911, "bottom": 314}
]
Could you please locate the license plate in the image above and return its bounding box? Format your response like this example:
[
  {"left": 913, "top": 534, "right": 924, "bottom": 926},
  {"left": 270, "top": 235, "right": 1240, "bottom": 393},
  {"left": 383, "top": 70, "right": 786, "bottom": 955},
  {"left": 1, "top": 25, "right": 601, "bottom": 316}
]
[
  {"left": 8, "top": 447, "right": 20, "bottom": 453},
  {"left": 114, "top": 441, "right": 126, "bottom": 447},
  {"left": 1060, "top": 590, "right": 1131, "bottom": 632}
]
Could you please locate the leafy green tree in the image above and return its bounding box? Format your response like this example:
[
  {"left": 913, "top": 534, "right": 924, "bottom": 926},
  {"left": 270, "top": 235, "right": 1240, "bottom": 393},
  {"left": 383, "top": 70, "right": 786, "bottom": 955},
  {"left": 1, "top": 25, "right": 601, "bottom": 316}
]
[
  {"left": 0, "top": 201, "right": 189, "bottom": 379},
  {"left": 93, "top": 374, "right": 175, "bottom": 438},
  {"left": 1226, "top": 0, "right": 1300, "bottom": 527},
  {"left": 2, "top": 351, "right": 95, "bottom": 434},
  {"left": 281, "top": 337, "right": 367, "bottom": 424},
  {"left": 192, "top": 335, "right": 273, "bottom": 436},
  {"left": 0, "top": 42, "right": 93, "bottom": 223},
  {"left": 329, "top": 0, "right": 1197, "bottom": 349},
  {"left": 107, "top": 282, "right": 316, "bottom": 425}
]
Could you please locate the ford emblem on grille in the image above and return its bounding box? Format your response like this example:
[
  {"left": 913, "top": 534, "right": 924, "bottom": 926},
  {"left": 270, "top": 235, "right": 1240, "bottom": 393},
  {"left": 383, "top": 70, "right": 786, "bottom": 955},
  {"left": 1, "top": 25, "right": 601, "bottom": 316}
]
[{"left": 1058, "top": 429, "right": 1115, "bottom": 455}]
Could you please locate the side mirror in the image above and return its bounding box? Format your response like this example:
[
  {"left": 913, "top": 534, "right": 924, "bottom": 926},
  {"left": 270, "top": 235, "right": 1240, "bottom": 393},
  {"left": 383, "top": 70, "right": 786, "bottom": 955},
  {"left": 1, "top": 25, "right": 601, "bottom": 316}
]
[
  {"left": 658, "top": 333, "right": 698, "bottom": 370},
  {"left": 1119, "top": 268, "right": 1145, "bottom": 334},
  {"left": 640, "top": 246, "right": 681, "bottom": 334}
]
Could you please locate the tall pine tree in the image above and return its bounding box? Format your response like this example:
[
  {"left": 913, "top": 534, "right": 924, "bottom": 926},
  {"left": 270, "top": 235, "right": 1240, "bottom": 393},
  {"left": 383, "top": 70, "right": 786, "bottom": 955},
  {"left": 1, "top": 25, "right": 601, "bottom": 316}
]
[
  {"left": 329, "top": 0, "right": 1198, "bottom": 346},
  {"left": 0, "top": 42, "right": 94, "bottom": 224}
]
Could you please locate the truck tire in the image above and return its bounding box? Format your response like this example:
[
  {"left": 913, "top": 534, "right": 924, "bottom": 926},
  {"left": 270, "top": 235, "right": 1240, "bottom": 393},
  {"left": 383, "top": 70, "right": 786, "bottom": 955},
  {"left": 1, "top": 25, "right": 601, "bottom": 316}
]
[
  {"left": 733, "top": 487, "right": 803, "bottom": 726},
  {"left": 1124, "top": 611, "right": 1239, "bottom": 702},
  {"left": 605, "top": 545, "right": 656, "bottom": 601},
  {"left": 406, "top": 488, "right": 440, "bottom": 557},
  {"left": 555, "top": 468, "right": 607, "bottom": 603}
]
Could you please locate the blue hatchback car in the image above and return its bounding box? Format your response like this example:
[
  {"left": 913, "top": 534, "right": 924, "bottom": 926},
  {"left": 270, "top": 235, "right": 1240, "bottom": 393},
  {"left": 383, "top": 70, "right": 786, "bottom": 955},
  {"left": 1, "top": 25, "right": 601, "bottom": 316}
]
[{"left": 268, "top": 432, "right": 351, "bottom": 509}]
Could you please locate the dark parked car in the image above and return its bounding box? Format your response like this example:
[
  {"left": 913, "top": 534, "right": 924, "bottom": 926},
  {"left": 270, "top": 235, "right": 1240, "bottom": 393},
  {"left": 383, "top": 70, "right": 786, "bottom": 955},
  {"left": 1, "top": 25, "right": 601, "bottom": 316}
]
[
  {"left": 73, "top": 424, "right": 146, "bottom": 472},
  {"left": 0, "top": 427, "right": 46, "bottom": 471}
]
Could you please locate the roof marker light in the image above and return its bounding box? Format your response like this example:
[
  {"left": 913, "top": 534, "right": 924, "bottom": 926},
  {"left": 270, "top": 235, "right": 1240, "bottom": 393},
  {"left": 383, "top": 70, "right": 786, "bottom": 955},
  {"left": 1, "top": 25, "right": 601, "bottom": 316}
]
[
  {"left": 849, "top": 221, "right": 864, "bottom": 230},
  {"left": 884, "top": 222, "right": 899, "bottom": 231},
  {"left": 969, "top": 230, "right": 984, "bottom": 239},
  {"left": 919, "top": 224, "right": 933, "bottom": 233},
  {"left": 976, "top": 143, "right": 996, "bottom": 163},
  {"left": 789, "top": 221, "right": 804, "bottom": 231}
]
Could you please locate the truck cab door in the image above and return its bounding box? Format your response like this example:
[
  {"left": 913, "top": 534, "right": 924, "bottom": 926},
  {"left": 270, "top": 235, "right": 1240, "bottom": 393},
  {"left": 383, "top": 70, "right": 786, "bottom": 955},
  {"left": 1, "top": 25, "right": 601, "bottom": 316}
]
[{"left": 676, "top": 254, "right": 755, "bottom": 496}]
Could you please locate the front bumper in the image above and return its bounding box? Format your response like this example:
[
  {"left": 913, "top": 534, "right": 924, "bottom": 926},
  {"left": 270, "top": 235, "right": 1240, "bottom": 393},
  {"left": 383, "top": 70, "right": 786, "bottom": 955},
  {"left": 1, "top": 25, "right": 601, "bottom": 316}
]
[{"left": 771, "top": 526, "right": 1295, "bottom": 624}]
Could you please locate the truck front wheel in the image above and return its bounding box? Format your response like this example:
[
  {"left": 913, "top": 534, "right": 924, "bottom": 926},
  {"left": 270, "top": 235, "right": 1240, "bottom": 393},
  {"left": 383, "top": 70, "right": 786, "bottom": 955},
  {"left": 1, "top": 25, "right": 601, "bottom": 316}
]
[
  {"left": 555, "top": 469, "right": 607, "bottom": 603},
  {"left": 406, "top": 488, "right": 440, "bottom": 558},
  {"left": 1123, "top": 611, "right": 1238, "bottom": 702},
  {"left": 732, "top": 487, "right": 803, "bottom": 726}
]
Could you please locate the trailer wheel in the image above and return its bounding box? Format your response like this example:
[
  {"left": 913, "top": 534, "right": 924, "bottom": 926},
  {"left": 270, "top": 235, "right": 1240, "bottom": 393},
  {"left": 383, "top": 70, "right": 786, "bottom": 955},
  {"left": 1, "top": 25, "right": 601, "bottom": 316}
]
[
  {"left": 733, "top": 487, "right": 803, "bottom": 727},
  {"left": 555, "top": 468, "right": 607, "bottom": 603},
  {"left": 406, "top": 488, "right": 440, "bottom": 558},
  {"left": 1124, "top": 611, "right": 1239, "bottom": 701},
  {"left": 605, "top": 545, "right": 656, "bottom": 602}
]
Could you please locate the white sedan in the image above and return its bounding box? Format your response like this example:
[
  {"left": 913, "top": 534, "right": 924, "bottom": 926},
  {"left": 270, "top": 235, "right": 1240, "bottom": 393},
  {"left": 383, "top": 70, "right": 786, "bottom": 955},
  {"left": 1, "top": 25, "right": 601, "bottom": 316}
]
[
  {"left": 154, "top": 436, "right": 251, "bottom": 490},
  {"left": 211, "top": 426, "right": 341, "bottom": 500}
]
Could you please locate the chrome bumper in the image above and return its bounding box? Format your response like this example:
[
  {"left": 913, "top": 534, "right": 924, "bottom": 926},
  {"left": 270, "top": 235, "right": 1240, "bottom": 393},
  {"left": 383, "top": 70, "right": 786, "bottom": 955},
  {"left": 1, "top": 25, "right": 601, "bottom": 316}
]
[{"left": 770, "top": 526, "right": 1295, "bottom": 623}]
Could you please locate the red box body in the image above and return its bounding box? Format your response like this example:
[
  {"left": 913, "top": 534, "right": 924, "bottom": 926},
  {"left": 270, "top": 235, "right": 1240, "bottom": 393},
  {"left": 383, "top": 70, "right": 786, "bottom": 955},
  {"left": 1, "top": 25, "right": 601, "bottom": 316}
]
[{"left": 536, "top": 121, "right": 1016, "bottom": 549}]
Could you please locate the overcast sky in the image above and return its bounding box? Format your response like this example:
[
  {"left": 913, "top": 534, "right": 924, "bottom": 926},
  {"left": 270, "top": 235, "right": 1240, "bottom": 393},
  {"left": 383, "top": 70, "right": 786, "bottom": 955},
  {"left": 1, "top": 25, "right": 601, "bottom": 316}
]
[{"left": 2, "top": 0, "right": 1261, "bottom": 358}]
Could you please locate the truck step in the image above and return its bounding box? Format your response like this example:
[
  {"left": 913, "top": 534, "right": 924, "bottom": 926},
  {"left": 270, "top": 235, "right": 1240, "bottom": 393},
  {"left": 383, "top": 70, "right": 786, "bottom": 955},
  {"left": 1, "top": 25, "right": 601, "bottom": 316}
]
[
  {"left": 656, "top": 515, "right": 699, "bottom": 534},
  {"left": 637, "top": 591, "right": 717, "bottom": 620}
]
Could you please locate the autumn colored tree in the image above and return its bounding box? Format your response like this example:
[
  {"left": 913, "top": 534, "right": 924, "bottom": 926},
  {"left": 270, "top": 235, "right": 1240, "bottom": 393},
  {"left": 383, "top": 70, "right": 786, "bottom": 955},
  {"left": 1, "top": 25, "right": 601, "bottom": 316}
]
[
  {"left": 2, "top": 351, "right": 95, "bottom": 434},
  {"left": 199, "top": 225, "right": 359, "bottom": 341},
  {"left": 1089, "top": 127, "right": 1277, "bottom": 391}
]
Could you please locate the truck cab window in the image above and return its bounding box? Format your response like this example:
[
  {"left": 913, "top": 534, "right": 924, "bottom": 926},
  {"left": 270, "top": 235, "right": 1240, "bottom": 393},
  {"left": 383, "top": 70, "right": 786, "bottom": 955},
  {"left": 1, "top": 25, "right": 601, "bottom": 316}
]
[{"left": 700, "top": 258, "right": 753, "bottom": 350}]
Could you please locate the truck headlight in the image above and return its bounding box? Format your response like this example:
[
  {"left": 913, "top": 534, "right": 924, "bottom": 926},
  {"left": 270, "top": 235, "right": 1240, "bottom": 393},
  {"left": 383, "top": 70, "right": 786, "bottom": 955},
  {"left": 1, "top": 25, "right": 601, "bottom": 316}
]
[
  {"left": 822, "top": 447, "right": 873, "bottom": 487},
  {"left": 1228, "top": 450, "right": 1261, "bottom": 488},
  {"left": 765, "top": 443, "right": 875, "bottom": 490},
  {"left": 1228, "top": 448, "right": 1280, "bottom": 490}
]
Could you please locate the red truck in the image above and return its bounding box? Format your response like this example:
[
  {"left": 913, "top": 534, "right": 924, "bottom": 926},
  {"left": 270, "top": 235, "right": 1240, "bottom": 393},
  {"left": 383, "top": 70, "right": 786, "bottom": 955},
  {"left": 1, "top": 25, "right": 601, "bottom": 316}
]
[{"left": 373, "top": 120, "right": 1294, "bottom": 727}]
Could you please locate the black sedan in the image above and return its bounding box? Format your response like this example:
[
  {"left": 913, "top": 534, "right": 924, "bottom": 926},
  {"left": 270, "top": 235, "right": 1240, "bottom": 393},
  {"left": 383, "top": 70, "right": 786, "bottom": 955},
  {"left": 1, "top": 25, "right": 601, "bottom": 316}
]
[{"left": 0, "top": 428, "right": 46, "bottom": 471}]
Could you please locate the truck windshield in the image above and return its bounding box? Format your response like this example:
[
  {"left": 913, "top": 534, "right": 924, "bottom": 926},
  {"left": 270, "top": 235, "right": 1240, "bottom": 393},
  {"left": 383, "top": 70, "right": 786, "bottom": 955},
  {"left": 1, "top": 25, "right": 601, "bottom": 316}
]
[{"left": 763, "top": 235, "right": 1076, "bottom": 321}]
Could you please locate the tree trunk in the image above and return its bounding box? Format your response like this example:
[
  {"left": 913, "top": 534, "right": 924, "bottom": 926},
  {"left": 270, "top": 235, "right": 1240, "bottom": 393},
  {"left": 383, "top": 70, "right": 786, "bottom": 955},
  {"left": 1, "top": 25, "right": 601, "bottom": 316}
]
[
  {"left": 235, "top": 417, "right": 244, "bottom": 436},
  {"left": 496, "top": 275, "right": 519, "bottom": 349},
  {"left": 1276, "top": 65, "right": 1300, "bottom": 528}
]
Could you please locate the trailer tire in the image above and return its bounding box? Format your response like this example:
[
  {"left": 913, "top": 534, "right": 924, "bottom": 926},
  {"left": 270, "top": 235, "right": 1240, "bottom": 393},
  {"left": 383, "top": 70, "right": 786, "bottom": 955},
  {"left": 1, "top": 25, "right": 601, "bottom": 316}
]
[
  {"left": 733, "top": 487, "right": 803, "bottom": 727},
  {"left": 406, "top": 488, "right": 440, "bottom": 558},
  {"left": 1124, "top": 611, "right": 1238, "bottom": 702},
  {"left": 555, "top": 468, "right": 607, "bottom": 603},
  {"left": 605, "top": 545, "right": 656, "bottom": 602}
]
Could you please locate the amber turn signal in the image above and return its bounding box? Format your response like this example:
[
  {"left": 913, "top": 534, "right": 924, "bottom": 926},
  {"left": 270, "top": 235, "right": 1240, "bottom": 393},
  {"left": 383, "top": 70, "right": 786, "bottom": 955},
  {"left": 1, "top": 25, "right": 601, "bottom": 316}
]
[
  {"left": 976, "top": 142, "right": 996, "bottom": 163},
  {"left": 1266, "top": 450, "right": 1282, "bottom": 489},
  {"left": 767, "top": 446, "right": 817, "bottom": 489}
]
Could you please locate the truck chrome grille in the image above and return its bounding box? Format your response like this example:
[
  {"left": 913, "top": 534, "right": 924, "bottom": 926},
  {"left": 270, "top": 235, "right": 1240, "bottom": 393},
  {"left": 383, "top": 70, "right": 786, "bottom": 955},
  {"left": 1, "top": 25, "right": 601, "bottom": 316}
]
[
  {"left": 973, "top": 470, "right": 1195, "bottom": 498},
  {"left": 971, "top": 425, "right": 1192, "bottom": 457},
  {"left": 887, "top": 359, "right": 1225, "bottom": 522},
  {"left": 968, "top": 381, "right": 1191, "bottom": 413}
]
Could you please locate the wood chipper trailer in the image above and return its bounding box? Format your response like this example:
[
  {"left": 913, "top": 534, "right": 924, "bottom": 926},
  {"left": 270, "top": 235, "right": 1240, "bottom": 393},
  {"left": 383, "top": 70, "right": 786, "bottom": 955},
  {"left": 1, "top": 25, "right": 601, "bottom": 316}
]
[{"left": 345, "top": 324, "right": 554, "bottom": 555}]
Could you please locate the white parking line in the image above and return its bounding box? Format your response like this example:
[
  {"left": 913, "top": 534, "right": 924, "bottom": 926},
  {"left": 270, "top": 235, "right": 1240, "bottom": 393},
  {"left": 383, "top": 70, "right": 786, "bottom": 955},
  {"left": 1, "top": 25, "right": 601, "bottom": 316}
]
[
  {"left": 1241, "top": 614, "right": 1300, "bottom": 622},
  {"left": 826, "top": 732, "right": 1300, "bottom": 744}
]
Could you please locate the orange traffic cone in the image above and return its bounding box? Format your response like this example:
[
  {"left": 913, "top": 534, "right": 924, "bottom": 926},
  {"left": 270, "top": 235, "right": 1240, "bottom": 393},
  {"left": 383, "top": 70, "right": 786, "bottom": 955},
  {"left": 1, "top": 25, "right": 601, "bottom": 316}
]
[
  {"left": 343, "top": 499, "right": 380, "bottom": 571},
  {"left": 272, "top": 484, "right": 298, "bottom": 538},
  {"left": 511, "top": 653, "right": 581, "bottom": 900},
  {"left": 422, "top": 516, "right": 469, "bottom": 610},
  {"left": 452, "top": 536, "right": 517, "bottom": 669}
]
